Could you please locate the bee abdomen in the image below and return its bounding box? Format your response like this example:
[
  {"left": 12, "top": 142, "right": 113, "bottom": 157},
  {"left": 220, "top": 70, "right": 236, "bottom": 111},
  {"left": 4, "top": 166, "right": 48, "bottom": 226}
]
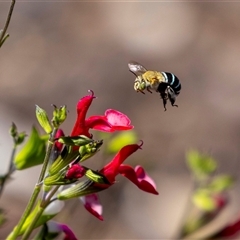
[{"left": 161, "top": 72, "right": 181, "bottom": 94}]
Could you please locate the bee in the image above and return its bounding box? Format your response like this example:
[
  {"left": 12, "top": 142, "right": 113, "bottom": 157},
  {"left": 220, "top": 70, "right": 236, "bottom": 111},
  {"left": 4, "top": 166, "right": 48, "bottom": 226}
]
[{"left": 128, "top": 61, "right": 181, "bottom": 111}]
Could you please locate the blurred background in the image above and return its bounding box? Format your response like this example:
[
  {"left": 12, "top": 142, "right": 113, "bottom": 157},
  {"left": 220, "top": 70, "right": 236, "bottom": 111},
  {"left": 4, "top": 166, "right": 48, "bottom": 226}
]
[{"left": 1, "top": 1, "right": 240, "bottom": 239}]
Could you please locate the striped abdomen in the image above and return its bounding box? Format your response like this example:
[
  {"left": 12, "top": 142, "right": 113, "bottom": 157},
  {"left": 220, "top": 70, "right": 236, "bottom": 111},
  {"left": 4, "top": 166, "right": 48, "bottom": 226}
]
[{"left": 161, "top": 72, "right": 181, "bottom": 95}]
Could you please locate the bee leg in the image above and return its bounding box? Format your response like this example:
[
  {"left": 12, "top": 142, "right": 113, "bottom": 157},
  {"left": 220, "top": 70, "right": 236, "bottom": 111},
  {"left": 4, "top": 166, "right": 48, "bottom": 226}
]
[
  {"left": 139, "top": 90, "right": 145, "bottom": 94},
  {"left": 160, "top": 92, "right": 167, "bottom": 111},
  {"left": 147, "top": 87, "right": 152, "bottom": 94},
  {"left": 163, "top": 101, "right": 167, "bottom": 111}
]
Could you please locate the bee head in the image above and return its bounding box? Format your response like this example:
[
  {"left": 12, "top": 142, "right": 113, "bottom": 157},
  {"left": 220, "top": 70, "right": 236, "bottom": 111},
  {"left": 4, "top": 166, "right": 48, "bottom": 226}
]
[{"left": 134, "top": 78, "right": 146, "bottom": 92}]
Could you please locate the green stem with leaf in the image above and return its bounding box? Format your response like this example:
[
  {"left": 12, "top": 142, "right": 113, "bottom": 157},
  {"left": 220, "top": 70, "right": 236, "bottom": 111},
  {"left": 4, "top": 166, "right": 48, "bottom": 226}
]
[{"left": 7, "top": 129, "right": 57, "bottom": 240}]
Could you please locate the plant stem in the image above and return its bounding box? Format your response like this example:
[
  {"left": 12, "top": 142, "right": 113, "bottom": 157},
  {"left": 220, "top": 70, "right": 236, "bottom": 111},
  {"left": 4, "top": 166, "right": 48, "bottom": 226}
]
[
  {"left": 22, "top": 186, "right": 60, "bottom": 240},
  {"left": 6, "top": 185, "right": 41, "bottom": 240},
  {"left": 0, "top": 0, "right": 16, "bottom": 48},
  {"left": 0, "top": 144, "right": 16, "bottom": 197},
  {"left": 7, "top": 129, "right": 57, "bottom": 240}
]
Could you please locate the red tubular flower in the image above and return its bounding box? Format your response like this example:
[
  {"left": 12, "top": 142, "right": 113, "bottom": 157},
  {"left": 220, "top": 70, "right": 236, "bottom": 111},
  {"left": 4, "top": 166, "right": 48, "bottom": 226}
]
[
  {"left": 99, "top": 142, "right": 142, "bottom": 185},
  {"left": 71, "top": 91, "right": 133, "bottom": 137},
  {"left": 80, "top": 193, "right": 103, "bottom": 221},
  {"left": 55, "top": 128, "right": 65, "bottom": 152},
  {"left": 71, "top": 90, "right": 96, "bottom": 137},
  {"left": 211, "top": 213, "right": 240, "bottom": 239},
  {"left": 118, "top": 165, "right": 159, "bottom": 195}
]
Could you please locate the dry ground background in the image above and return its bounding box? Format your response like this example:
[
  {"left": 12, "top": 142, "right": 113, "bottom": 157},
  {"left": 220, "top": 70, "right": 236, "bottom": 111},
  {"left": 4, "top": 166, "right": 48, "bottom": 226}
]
[{"left": 1, "top": 1, "right": 240, "bottom": 239}]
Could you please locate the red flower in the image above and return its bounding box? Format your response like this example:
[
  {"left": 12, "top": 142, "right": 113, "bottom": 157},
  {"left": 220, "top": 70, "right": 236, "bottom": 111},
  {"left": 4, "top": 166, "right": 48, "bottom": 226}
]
[
  {"left": 90, "top": 142, "right": 158, "bottom": 195},
  {"left": 78, "top": 142, "right": 158, "bottom": 220},
  {"left": 55, "top": 128, "right": 65, "bottom": 152},
  {"left": 71, "top": 90, "right": 133, "bottom": 137},
  {"left": 80, "top": 193, "right": 103, "bottom": 221},
  {"left": 99, "top": 142, "right": 142, "bottom": 185},
  {"left": 46, "top": 221, "right": 78, "bottom": 240},
  {"left": 118, "top": 165, "right": 159, "bottom": 195},
  {"left": 211, "top": 213, "right": 240, "bottom": 239}
]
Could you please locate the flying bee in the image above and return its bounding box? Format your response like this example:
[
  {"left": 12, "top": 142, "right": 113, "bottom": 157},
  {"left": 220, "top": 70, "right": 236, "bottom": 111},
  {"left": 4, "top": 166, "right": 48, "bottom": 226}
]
[{"left": 128, "top": 61, "right": 181, "bottom": 111}]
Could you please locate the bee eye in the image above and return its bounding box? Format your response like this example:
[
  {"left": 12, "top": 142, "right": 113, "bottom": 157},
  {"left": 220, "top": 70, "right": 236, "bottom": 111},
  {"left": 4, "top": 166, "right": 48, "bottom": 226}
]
[{"left": 140, "top": 82, "right": 146, "bottom": 90}]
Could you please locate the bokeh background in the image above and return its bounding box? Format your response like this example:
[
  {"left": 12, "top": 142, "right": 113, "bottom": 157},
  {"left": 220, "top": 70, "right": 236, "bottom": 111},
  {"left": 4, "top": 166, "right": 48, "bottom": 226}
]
[{"left": 1, "top": 1, "right": 240, "bottom": 239}]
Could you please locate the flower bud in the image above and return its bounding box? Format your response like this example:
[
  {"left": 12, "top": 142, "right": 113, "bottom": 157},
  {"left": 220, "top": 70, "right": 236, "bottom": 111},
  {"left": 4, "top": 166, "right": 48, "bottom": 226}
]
[
  {"left": 52, "top": 105, "right": 67, "bottom": 128},
  {"left": 85, "top": 169, "right": 110, "bottom": 184},
  {"left": 35, "top": 105, "right": 52, "bottom": 134},
  {"left": 44, "top": 170, "right": 78, "bottom": 186},
  {"left": 9, "top": 122, "right": 17, "bottom": 138},
  {"left": 79, "top": 139, "right": 103, "bottom": 162},
  {"left": 15, "top": 132, "right": 27, "bottom": 145},
  {"left": 58, "top": 180, "right": 103, "bottom": 200},
  {"left": 65, "top": 164, "right": 86, "bottom": 179},
  {"left": 48, "top": 149, "right": 80, "bottom": 176}
]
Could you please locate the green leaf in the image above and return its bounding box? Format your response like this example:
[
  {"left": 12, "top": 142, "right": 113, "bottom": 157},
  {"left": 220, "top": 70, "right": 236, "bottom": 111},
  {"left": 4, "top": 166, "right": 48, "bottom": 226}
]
[
  {"left": 209, "top": 175, "right": 234, "bottom": 193},
  {"left": 106, "top": 131, "right": 137, "bottom": 154},
  {"left": 14, "top": 126, "right": 47, "bottom": 170},
  {"left": 192, "top": 189, "right": 217, "bottom": 211},
  {"left": 186, "top": 150, "right": 217, "bottom": 179}
]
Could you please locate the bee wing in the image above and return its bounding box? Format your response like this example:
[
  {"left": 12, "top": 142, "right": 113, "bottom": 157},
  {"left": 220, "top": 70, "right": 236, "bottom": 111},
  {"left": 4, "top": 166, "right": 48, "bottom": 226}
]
[{"left": 128, "top": 61, "right": 147, "bottom": 76}]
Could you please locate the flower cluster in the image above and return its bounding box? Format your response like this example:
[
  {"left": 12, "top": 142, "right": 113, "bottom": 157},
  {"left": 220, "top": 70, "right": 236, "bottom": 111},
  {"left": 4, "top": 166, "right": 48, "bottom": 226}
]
[
  {"left": 55, "top": 90, "right": 159, "bottom": 221},
  {"left": 8, "top": 90, "right": 158, "bottom": 240}
]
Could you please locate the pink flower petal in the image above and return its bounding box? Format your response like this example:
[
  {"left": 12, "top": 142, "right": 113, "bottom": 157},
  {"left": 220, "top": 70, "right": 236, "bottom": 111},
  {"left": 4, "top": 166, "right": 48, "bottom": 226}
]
[
  {"left": 135, "top": 165, "right": 157, "bottom": 190},
  {"left": 105, "top": 109, "right": 133, "bottom": 131},
  {"left": 80, "top": 194, "right": 103, "bottom": 221},
  {"left": 60, "top": 224, "right": 78, "bottom": 240},
  {"left": 85, "top": 115, "right": 113, "bottom": 132},
  {"left": 118, "top": 164, "right": 159, "bottom": 195}
]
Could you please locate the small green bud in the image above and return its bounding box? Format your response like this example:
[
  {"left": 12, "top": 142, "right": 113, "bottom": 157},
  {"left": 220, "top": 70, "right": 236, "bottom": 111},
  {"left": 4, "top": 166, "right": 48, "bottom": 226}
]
[
  {"left": 85, "top": 169, "right": 110, "bottom": 184},
  {"left": 79, "top": 140, "right": 103, "bottom": 162},
  {"left": 44, "top": 171, "right": 78, "bottom": 186},
  {"left": 36, "top": 105, "right": 52, "bottom": 134},
  {"left": 56, "top": 135, "right": 93, "bottom": 146},
  {"left": 209, "top": 175, "right": 234, "bottom": 193},
  {"left": 9, "top": 123, "right": 26, "bottom": 146},
  {"left": 9, "top": 122, "right": 17, "bottom": 138},
  {"left": 16, "top": 132, "right": 27, "bottom": 145},
  {"left": 52, "top": 105, "right": 67, "bottom": 128},
  {"left": 192, "top": 189, "right": 216, "bottom": 211},
  {"left": 186, "top": 150, "right": 217, "bottom": 180}
]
